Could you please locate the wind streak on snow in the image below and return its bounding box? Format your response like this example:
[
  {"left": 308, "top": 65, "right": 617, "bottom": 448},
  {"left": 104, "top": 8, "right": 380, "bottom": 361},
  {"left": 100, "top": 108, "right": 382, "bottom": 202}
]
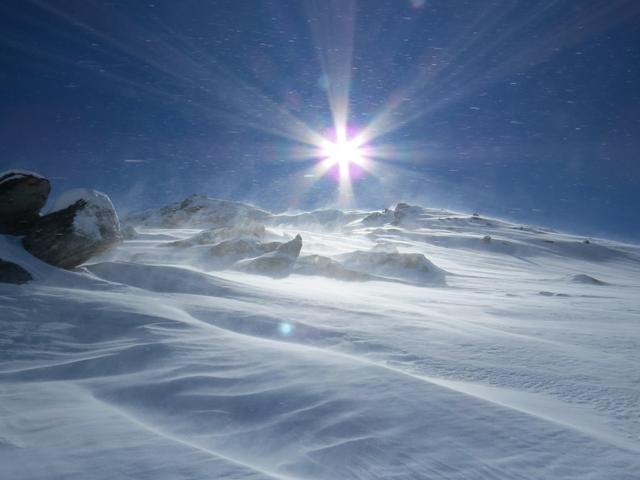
[
  {"left": 87, "top": 395, "right": 299, "bottom": 480},
  {"left": 2, "top": 203, "right": 640, "bottom": 479}
]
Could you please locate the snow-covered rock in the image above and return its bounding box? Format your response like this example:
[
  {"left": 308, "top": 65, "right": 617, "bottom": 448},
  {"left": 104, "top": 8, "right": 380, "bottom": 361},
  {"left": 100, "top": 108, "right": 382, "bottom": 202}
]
[
  {"left": 0, "top": 169, "right": 46, "bottom": 184},
  {"left": 204, "top": 238, "right": 283, "bottom": 269},
  {"left": 0, "top": 170, "right": 51, "bottom": 234},
  {"left": 273, "top": 233, "right": 302, "bottom": 257},
  {"left": 209, "top": 238, "right": 281, "bottom": 257},
  {"left": 234, "top": 234, "right": 302, "bottom": 278},
  {"left": 163, "top": 224, "right": 267, "bottom": 248},
  {"left": 392, "top": 202, "right": 426, "bottom": 223},
  {"left": 50, "top": 189, "right": 120, "bottom": 241},
  {"left": 294, "top": 254, "right": 375, "bottom": 281},
  {"left": 126, "top": 194, "right": 271, "bottom": 228},
  {"left": 358, "top": 203, "right": 431, "bottom": 227},
  {"left": 337, "top": 250, "right": 447, "bottom": 285},
  {"left": 22, "top": 189, "right": 121, "bottom": 269},
  {"left": 360, "top": 208, "right": 395, "bottom": 226}
]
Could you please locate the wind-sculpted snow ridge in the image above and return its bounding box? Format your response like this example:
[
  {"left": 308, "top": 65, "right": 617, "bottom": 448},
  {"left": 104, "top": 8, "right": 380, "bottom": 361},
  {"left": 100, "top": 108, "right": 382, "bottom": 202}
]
[{"left": 2, "top": 198, "right": 640, "bottom": 479}]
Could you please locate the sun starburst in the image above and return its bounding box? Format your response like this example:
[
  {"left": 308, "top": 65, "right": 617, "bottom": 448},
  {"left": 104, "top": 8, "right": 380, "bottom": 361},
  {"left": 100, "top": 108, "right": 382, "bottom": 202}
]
[{"left": 320, "top": 136, "right": 365, "bottom": 180}]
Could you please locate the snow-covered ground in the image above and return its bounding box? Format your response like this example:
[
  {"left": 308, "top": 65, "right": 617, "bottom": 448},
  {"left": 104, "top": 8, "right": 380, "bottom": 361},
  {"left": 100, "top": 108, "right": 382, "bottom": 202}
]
[{"left": 1, "top": 202, "right": 639, "bottom": 479}]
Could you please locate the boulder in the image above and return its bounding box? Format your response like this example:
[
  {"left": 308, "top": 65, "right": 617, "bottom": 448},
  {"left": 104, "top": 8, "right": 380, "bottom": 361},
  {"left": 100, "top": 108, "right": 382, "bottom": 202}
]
[
  {"left": 22, "top": 189, "right": 122, "bottom": 269},
  {"left": 0, "top": 170, "right": 51, "bottom": 234},
  {"left": 0, "top": 259, "right": 33, "bottom": 284}
]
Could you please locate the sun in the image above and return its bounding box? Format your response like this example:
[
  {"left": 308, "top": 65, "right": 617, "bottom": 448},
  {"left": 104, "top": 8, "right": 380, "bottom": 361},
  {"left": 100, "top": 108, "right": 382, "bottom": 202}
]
[
  {"left": 306, "top": 127, "right": 375, "bottom": 206},
  {"left": 320, "top": 138, "right": 365, "bottom": 180}
]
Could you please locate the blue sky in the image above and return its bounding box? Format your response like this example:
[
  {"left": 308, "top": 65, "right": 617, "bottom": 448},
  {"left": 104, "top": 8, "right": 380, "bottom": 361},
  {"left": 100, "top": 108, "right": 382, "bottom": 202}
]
[{"left": 1, "top": 0, "right": 639, "bottom": 240}]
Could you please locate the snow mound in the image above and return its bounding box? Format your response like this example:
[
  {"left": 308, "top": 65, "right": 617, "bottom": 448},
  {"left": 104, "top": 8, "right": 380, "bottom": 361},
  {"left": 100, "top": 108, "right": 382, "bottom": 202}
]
[
  {"left": 541, "top": 240, "right": 635, "bottom": 262},
  {"left": 569, "top": 274, "right": 608, "bottom": 286},
  {"left": 86, "top": 262, "right": 233, "bottom": 297},
  {"left": 337, "top": 250, "right": 447, "bottom": 285}
]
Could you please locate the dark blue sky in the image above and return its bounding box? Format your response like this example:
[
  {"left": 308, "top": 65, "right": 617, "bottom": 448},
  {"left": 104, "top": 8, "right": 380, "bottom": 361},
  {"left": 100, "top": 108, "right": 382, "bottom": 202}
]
[{"left": 1, "top": 0, "right": 639, "bottom": 240}]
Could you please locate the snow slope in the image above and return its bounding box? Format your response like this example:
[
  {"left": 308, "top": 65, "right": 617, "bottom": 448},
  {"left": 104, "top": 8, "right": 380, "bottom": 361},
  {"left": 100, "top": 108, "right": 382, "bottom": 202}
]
[{"left": 1, "top": 201, "right": 640, "bottom": 479}]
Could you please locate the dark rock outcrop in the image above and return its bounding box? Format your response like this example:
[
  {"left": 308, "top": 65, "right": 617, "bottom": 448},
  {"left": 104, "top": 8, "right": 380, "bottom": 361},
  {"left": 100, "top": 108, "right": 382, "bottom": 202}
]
[
  {"left": 0, "top": 171, "right": 51, "bottom": 234},
  {"left": 22, "top": 191, "right": 122, "bottom": 269},
  {"left": 0, "top": 259, "right": 33, "bottom": 284}
]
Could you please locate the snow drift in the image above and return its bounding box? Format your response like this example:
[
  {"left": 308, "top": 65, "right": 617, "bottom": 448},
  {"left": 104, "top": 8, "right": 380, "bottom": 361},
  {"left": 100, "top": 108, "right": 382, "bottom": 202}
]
[{"left": 2, "top": 196, "right": 640, "bottom": 480}]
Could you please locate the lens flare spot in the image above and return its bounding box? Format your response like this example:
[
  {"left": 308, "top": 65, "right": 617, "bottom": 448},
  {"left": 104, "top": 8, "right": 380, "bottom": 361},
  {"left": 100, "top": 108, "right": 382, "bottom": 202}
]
[{"left": 278, "top": 322, "right": 294, "bottom": 336}]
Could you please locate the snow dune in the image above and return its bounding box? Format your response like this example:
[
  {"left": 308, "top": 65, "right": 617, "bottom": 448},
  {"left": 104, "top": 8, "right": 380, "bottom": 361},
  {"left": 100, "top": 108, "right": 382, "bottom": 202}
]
[{"left": 1, "top": 201, "right": 640, "bottom": 479}]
